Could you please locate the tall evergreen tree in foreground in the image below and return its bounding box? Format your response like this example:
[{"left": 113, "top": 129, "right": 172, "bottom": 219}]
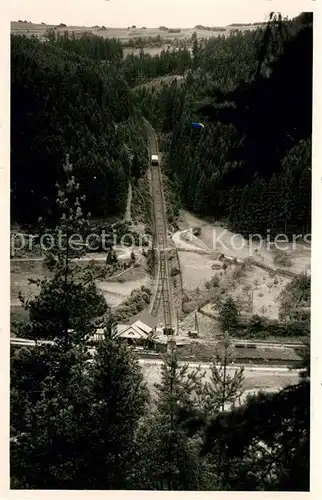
[
  {"left": 132, "top": 340, "right": 245, "bottom": 490},
  {"left": 10, "top": 158, "right": 148, "bottom": 488},
  {"left": 17, "top": 154, "right": 108, "bottom": 346},
  {"left": 132, "top": 344, "right": 213, "bottom": 490},
  {"left": 202, "top": 336, "right": 244, "bottom": 414},
  {"left": 177, "top": 336, "right": 245, "bottom": 490}
]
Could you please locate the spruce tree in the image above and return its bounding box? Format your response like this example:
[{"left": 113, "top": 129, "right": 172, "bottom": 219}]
[
  {"left": 235, "top": 184, "right": 252, "bottom": 235},
  {"left": 297, "top": 166, "right": 311, "bottom": 234},
  {"left": 192, "top": 32, "right": 199, "bottom": 64},
  {"left": 278, "top": 165, "right": 294, "bottom": 234},
  {"left": 200, "top": 335, "right": 244, "bottom": 489},
  {"left": 17, "top": 154, "right": 108, "bottom": 348},
  {"left": 132, "top": 344, "right": 213, "bottom": 490},
  {"left": 202, "top": 381, "right": 310, "bottom": 491},
  {"left": 194, "top": 171, "right": 209, "bottom": 214},
  {"left": 219, "top": 297, "right": 240, "bottom": 334},
  {"left": 248, "top": 174, "right": 268, "bottom": 234},
  {"left": 131, "top": 153, "right": 141, "bottom": 180},
  {"left": 267, "top": 173, "right": 281, "bottom": 234}
]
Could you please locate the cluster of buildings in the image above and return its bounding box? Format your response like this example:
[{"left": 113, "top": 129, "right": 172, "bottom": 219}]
[{"left": 92, "top": 310, "right": 195, "bottom": 354}]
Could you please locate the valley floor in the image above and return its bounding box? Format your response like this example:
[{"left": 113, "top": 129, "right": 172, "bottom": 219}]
[
  {"left": 10, "top": 210, "right": 310, "bottom": 399},
  {"left": 140, "top": 358, "right": 300, "bottom": 401}
]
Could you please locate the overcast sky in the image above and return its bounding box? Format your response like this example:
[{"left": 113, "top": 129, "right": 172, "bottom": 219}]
[{"left": 9, "top": 0, "right": 304, "bottom": 28}]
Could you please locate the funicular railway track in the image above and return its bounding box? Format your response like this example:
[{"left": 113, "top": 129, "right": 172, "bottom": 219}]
[{"left": 145, "top": 121, "right": 173, "bottom": 331}]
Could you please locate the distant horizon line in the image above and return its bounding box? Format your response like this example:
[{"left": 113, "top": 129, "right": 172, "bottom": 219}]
[{"left": 10, "top": 18, "right": 280, "bottom": 30}]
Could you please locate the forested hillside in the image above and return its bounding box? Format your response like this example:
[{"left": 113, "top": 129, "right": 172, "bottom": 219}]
[
  {"left": 11, "top": 13, "right": 312, "bottom": 233},
  {"left": 11, "top": 35, "right": 148, "bottom": 225},
  {"left": 135, "top": 13, "right": 312, "bottom": 237}
]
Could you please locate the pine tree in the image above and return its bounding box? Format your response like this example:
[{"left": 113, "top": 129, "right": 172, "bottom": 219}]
[
  {"left": 10, "top": 158, "right": 149, "bottom": 488},
  {"left": 297, "top": 166, "right": 311, "bottom": 234},
  {"left": 219, "top": 297, "right": 240, "bottom": 334},
  {"left": 132, "top": 344, "right": 213, "bottom": 490},
  {"left": 193, "top": 171, "right": 209, "bottom": 214},
  {"left": 202, "top": 381, "right": 310, "bottom": 490},
  {"left": 200, "top": 335, "right": 244, "bottom": 489},
  {"left": 248, "top": 174, "right": 268, "bottom": 234},
  {"left": 192, "top": 31, "right": 199, "bottom": 62},
  {"left": 17, "top": 154, "right": 108, "bottom": 348},
  {"left": 106, "top": 248, "right": 114, "bottom": 265},
  {"left": 267, "top": 173, "right": 281, "bottom": 234},
  {"left": 207, "top": 171, "right": 219, "bottom": 213},
  {"left": 79, "top": 327, "right": 148, "bottom": 489},
  {"left": 234, "top": 184, "right": 252, "bottom": 235}
]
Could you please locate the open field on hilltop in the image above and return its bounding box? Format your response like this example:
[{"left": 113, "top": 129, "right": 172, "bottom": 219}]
[{"left": 11, "top": 21, "right": 259, "bottom": 45}]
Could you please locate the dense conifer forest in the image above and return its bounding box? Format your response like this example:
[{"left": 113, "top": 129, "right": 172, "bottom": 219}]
[{"left": 137, "top": 13, "right": 312, "bottom": 237}]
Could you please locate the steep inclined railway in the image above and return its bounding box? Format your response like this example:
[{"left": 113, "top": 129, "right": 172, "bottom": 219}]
[{"left": 145, "top": 121, "right": 173, "bottom": 332}]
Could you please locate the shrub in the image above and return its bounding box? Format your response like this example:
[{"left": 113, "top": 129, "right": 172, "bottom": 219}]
[
  {"left": 273, "top": 249, "right": 292, "bottom": 267},
  {"left": 140, "top": 285, "right": 152, "bottom": 296},
  {"left": 232, "top": 267, "right": 244, "bottom": 281},
  {"left": 210, "top": 276, "right": 220, "bottom": 287}
]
